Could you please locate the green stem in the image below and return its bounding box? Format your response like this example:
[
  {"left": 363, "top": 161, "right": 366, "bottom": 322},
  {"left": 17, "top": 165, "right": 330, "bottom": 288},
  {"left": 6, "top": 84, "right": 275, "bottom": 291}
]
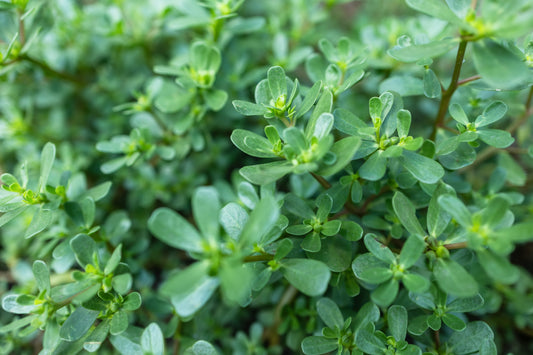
[
  {"left": 19, "top": 54, "right": 84, "bottom": 84},
  {"left": 430, "top": 40, "right": 468, "bottom": 141},
  {"left": 243, "top": 254, "right": 274, "bottom": 263}
]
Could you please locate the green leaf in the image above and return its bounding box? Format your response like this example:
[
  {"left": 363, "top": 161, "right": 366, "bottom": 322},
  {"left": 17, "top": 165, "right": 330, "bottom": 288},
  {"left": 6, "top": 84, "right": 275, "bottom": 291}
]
[
  {"left": 83, "top": 320, "right": 109, "bottom": 352},
  {"left": 372, "top": 279, "right": 399, "bottom": 307},
  {"left": 109, "top": 331, "right": 143, "bottom": 355},
  {"left": 301, "top": 233, "right": 321, "bottom": 252},
  {"left": 448, "top": 321, "right": 494, "bottom": 355},
  {"left": 122, "top": 292, "right": 142, "bottom": 311},
  {"left": 475, "top": 101, "right": 507, "bottom": 128},
  {"left": 59, "top": 307, "right": 99, "bottom": 341},
  {"left": 364, "top": 234, "right": 396, "bottom": 264},
  {"left": 408, "top": 315, "right": 430, "bottom": 336},
  {"left": 295, "top": 81, "right": 322, "bottom": 119},
  {"left": 405, "top": 0, "right": 463, "bottom": 25},
  {"left": 39, "top": 142, "right": 56, "bottom": 191},
  {"left": 281, "top": 259, "right": 331, "bottom": 296},
  {"left": 427, "top": 314, "right": 441, "bottom": 330},
  {"left": 112, "top": 274, "right": 132, "bottom": 294},
  {"left": 239, "top": 195, "right": 279, "bottom": 248},
  {"left": 306, "top": 89, "right": 333, "bottom": 139},
  {"left": 400, "top": 235, "right": 426, "bottom": 269},
  {"left": 424, "top": 68, "right": 442, "bottom": 99},
  {"left": 148, "top": 208, "right": 204, "bottom": 253},
  {"left": 438, "top": 195, "right": 472, "bottom": 227},
  {"left": 400, "top": 150, "right": 444, "bottom": 184},
  {"left": 70, "top": 234, "right": 97, "bottom": 268},
  {"left": 192, "top": 187, "right": 220, "bottom": 242},
  {"left": 379, "top": 76, "right": 424, "bottom": 97},
  {"left": 427, "top": 184, "right": 453, "bottom": 237},
  {"left": 203, "top": 89, "right": 227, "bottom": 111},
  {"left": 309, "top": 235, "right": 352, "bottom": 272},
  {"left": 239, "top": 161, "right": 295, "bottom": 185},
  {"left": 185, "top": 340, "right": 220, "bottom": 355},
  {"left": 0, "top": 314, "right": 38, "bottom": 333},
  {"left": 447, "top": 293, "right": 484, "bottom": 312},
  {"left": 141, "top": 323, "right": 164, "bottom": 355},
  {"left": 0, "top": 206, "right": 29, "bottom": 228},
  {"left": 220, "top": 261, "right": 253, "bottom": 305},
  {"left": 494, "top": 222, "right": 533, "bottom": 243},
  {"left": 25, "top": 207, "right": 54, "bottom": 239},
  {"left": 388, "top": 38, "right": 458, "bottom": 62},
  {"left": 388, "top": 305, "right": 408, "bottom": 341},
  {"left": 359, "top": 150, "right": 387, "bottom": 181},
  {"left": 472, "top": 39, "right": 532, "bottom": 90},
  {"left": 392, "top": 192, "right": 426, "bottom": 237},
  {"left": 230, "top": 129, "right": 276, "bottom": 158},
  {"left": 333, "top": 108, "right": 368, "bottom": 136},
  {"left": 154, "top": 81, "right": 193, "bottom": 113},
  {"left": 301, "top": 336, "right": 338, "bottom": 355},
  {"left": 449, "top": 103, "right": 469, "bottom": 125},
  {"left": 477, "top": 249, "right": 519, "bottom": 284},
  {"left": 442, "top": 313, "right": 466, "bottom": 331},
  {"left": 160, "top": 262, "right": 219, "bottom": 318},
  {"left": 316, "top": 298, "right": 344, "bottom": 330},
  {"left": 316, "top": 136, "right": 361, "bottom": 177},
  {"left": 434, "top": 258, "right": 478, "bottom": 297},
  {"left": 32, "top": 260, "right": 50, "bottom": 293},
  {"left": 274, "top": 238, "right": 293, "bottom": 261},
  {"left": 110, "top": 311, "right": 129, "bottom": 335},
  {"left": 397, "top": 110, "right": 411, "bottom": 138},
  {"left": 104, "top": 245, "right": 122, "bottom": 275},
  {"left": 267, "top": 66, "right": 287, "bottom": 101},
  {"left": 477, "top": 129, "right": 514, "bottom": 148},
  {"left": 402, "top": 273, "right": 430, "bottom": 293},
  {"left": 219, "top": 203, "right": 248, "bottom": 240},
  {"left": 232, "top": 100, "right": 269, "bottom": 116}
]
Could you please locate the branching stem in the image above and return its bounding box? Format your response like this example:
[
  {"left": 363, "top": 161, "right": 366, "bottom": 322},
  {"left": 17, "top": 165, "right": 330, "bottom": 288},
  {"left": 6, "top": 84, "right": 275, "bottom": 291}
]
[{"left": 430, "top": 40, "right": 468, "bottom": 141}]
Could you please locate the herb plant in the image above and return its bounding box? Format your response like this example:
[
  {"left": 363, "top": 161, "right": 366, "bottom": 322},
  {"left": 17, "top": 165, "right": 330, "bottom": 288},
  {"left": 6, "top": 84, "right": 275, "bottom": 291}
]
[{"left": 1, "top": 0, "right": 533, "bottom": 354}]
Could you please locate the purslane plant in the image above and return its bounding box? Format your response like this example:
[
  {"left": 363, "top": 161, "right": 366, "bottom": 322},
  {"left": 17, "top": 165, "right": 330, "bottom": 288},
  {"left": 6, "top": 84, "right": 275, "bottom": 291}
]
[{"left": 1, "top": 0, "right": 533, "bottom": 354}]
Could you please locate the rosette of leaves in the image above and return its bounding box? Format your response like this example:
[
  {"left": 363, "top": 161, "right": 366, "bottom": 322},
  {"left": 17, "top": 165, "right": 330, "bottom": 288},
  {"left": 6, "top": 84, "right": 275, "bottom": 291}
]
[
  {"left": 284, "top": 193, "right": 362, "bottom": 255},
  {"left": 408, "top": 285, "right": 484, "bottom": 336},
  {"left": 305, "top": 37, "right": 366, "bottom": 97},
  {"left": 389, "top": 189, "right": 484, "bottom": 299},
  {"left": 285, "top": 194, "right": 341, "bottom": 252},
  {"left": 96, "top": 127, "right": 176, "bottom": 174},
  {"left": 301, "top": 298, "right": 380, "bottom": 355},
  {"left": 334, "top": 92, "right": 444, "bottom": 184},
  {"left": 1, "top": 256, "right": 141, "bottom": 354},
  {"left": 357, "top": 305, "right": 422, "bottom": 355},
  {"left": 231, "top": 107, "right": 361, "bottom": 185},
  {"left": 148, "top": 186, "right": 331, "bottom": 314},
  {"left": 0, "top": 143, "right": 111, "bottom": 240},
  {"left": 438, "top": 194, "right": 533, "bottom": 285},
  {"left": 352, "top": 233, "right": 429, "bottom": 307},
  {"left": 232, "top": 66, "right": 322, "bottom": 126},
  {"left": 436, "top": 101, "right": 514, "bottom": 160}
]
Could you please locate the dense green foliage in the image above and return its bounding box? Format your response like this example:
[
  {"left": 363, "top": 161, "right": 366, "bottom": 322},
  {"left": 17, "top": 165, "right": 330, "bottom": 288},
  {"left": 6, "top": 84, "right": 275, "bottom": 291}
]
[{"left": 1, "top": 0, "right": 533, "bottom": 354}]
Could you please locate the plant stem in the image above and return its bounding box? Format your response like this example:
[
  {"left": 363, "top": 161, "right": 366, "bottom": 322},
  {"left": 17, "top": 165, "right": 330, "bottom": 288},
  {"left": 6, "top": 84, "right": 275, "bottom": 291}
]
[
  {"left": 434, "top": 329, "right": 441, "bottom": 350},
  {"left": 457, "top": 74, "right": 481, "bottom": 86},
  {"left": 243, "top": 254, "right": 274, "bottom": 263},
  {"left": 430, "top": 40, "right": 468, "bottom": 141},
  {"left": 19, "top": 54, "right": 84, "bottom": 84},
  {"left": 310, "top": 172, "right": 331, "bottom": 189},
  {"left": 444, "top": 242, "right": 468, "bottom": 250},
  {"left": 266, "top": 285, "right": 298, "bottom": 346}
]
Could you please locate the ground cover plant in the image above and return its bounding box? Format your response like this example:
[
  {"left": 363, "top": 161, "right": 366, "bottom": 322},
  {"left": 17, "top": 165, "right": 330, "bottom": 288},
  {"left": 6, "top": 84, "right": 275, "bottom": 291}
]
[{"left": 1, "top": 0, "right": 533, "bottom": 354}]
